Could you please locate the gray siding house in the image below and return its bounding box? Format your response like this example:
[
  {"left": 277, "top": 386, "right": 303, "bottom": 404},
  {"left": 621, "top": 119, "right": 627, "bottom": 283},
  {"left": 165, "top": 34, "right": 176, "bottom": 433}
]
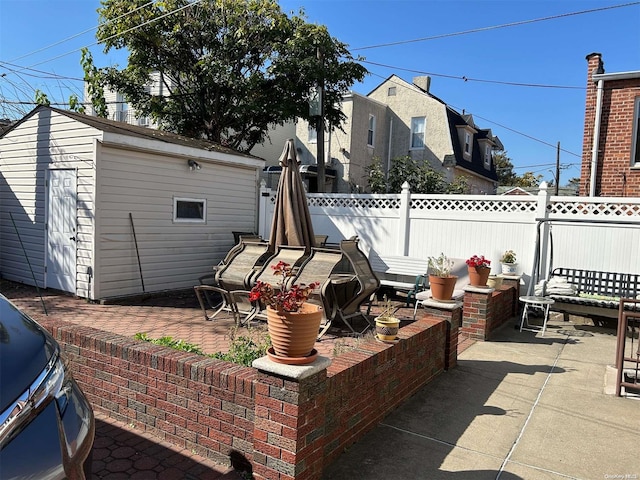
[
  {"left": 296, "top": 75, "right": 502, "bottom": 194},
  {"left": 0, "top": 106, "right": 263, "bottom": 300}
]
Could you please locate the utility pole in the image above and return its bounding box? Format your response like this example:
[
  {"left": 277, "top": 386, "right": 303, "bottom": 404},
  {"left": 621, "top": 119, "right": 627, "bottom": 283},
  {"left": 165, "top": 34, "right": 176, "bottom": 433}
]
[
  {"left": 555, "top": 141, "right": 560, "bottom": 196},
  {"left": 315, "top": 46, "right": 326, "bottom": 193}
]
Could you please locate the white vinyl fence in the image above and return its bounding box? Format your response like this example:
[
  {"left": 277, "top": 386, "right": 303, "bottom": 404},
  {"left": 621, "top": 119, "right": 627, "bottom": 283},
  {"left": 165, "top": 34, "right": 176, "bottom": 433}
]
[{"left": 258, "top": 182, "right": 640, "bottom": 291}]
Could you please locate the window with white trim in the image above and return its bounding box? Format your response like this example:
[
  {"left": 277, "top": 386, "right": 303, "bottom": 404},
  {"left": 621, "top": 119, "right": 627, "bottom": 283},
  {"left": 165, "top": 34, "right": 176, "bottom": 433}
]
[
  {"left": 367, "top": 114, "right": 376, "bottom": 147},
  {"left": 633, "top": 96, "right": 640, "bottom": 166},
  {"left": 173, "top": 197, "right": 206, "bottom": 223},
  {"left": 484, "top": 145, "right": 491, "bottom": 168},
  {"left": 410, "top": 117, "right": 425, "bottom": 149},
  {"left": 464, "top": 132, "right": 472, "bottom": 156}
]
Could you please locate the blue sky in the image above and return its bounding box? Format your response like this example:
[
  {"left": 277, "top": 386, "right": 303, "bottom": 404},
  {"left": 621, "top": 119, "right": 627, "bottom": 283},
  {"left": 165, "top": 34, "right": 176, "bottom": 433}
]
[{"left": 1, "top": 0, "right": 639, "bottom": 184}]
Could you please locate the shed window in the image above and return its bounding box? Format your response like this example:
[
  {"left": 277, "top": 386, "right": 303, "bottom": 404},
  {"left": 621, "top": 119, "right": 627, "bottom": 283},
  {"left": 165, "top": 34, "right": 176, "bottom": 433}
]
[
  {"left": 174, "top": 197, "right": 206, "bottom": 223},
  {"left": 633, "top": 96, "right": 640, "bottom": 166}
]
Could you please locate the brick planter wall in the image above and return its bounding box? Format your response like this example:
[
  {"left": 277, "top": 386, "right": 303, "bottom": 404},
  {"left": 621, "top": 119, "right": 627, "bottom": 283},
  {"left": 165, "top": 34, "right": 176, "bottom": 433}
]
[
  {"left": 461, "top": 283, "right": 517, "bottom": 341},
  {"left": 40, "top": 313, "right": 452, "bottom": 479}
]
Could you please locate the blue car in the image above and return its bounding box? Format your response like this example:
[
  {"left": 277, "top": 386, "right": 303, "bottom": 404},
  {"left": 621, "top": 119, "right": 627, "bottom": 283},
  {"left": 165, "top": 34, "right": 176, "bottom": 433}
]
[{"left": 0, "top": 293, "right": 95, "bottom": 479}]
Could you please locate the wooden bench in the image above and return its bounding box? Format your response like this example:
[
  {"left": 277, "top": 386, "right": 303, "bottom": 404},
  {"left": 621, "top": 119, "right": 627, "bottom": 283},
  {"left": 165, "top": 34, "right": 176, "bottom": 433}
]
[
  {"left": 369, "top": 255, "right": 429, "bottom": 304},
  {"left": 546, "top": 267, "right": 640, "bottom": 321}
]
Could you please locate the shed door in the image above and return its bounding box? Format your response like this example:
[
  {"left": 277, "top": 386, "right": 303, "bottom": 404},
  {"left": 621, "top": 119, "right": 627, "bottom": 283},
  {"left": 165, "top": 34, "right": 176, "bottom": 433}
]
[{"left": 46, "top": 169, "right": 77, "bottom": 292}]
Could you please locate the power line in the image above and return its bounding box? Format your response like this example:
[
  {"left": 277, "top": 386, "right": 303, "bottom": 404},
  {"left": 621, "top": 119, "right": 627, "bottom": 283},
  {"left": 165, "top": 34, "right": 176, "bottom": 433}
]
[
  {"left": 361, "top": 59, "right": 585, "bottom": 90},
  {"left": 8, "top": 1, "right": 156, "bottom": 63},
  {"left": 15, "top": 0, "right": 202, "bottom": 73},
  {"left": 0, "top": 61, "right": 84, "bottom": 81},
  {"left": 352, "top": 2, "right": 640, "bottom": 51}
]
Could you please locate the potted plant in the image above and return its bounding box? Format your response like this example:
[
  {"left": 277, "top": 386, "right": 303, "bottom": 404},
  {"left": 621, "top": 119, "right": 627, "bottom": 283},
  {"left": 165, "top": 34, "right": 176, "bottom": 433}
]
[
  {"left": 466, "top": 254, "right": 491, "bottom": 287},
  {"left": 374, "top": 295, "right": 400, "bottom": 342},
  {"left": 249, "top": 261, "right": 321, "bottom": 363},
  {"left": 500, "top": 250, "right": 517, "bottom": 275},
  {"left": 427, "top": 253, "right": 457, "bottom": 301}
]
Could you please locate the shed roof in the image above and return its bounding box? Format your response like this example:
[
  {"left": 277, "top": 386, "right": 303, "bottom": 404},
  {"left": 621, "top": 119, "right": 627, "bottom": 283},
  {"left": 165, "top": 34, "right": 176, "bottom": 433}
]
[{"left": 1, "top": 105, "right": 259, "bottom": 160}]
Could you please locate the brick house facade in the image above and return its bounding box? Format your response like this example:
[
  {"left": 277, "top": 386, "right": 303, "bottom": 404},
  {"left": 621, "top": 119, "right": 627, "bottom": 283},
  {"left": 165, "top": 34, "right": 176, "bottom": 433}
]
[{"left": 581, "top": 53, "right": 640, "bottom": 196}]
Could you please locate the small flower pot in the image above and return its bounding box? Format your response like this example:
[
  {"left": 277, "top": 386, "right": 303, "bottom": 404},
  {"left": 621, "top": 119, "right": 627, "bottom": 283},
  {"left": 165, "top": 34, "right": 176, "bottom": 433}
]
[
  {"left": 487, "top": 275, "right": 503, "bottom": 289},
  {"left": 375, "top": 316, "right": 400, "bottom": 341},
  {"left": 501, "top": 262, "right": 518, "bottom": 275}
]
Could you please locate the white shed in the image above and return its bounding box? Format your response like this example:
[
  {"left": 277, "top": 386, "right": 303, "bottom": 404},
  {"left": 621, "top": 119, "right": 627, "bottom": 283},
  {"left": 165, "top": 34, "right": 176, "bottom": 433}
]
[{"left": 0, "top": 106, "right": 264, "bottom": 300}]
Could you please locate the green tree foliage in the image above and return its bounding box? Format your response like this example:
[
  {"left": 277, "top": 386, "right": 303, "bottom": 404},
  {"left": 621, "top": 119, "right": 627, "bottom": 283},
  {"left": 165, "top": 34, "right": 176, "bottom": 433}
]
[
  {"left": 493, "top": 150, "right": 517, "bottom": 186},
  {"left": 515, "top": 171, "right": 544, "bottom": 188},
  {"left": 91, "top": 0, "right": 367, "bottom": 152},
  {"left": 567, "top": 177, "right": 581, "bottom": 191},
  {"left": 34, "top": 90, "right": 51, "bottom": 106},
  {"left": 81, "top": 48, "right": 107, "bottom": 117},
  {"left": 366, "top": 155, "right": 468, "bottom": 194},
  {"left": 366, "top": 157, "right": 387, "bottom": 194}
]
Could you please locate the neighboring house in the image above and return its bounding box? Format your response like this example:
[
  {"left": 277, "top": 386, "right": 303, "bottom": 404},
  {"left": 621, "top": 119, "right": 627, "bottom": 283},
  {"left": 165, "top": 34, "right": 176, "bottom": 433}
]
[
  {"left": 0, "top": 106, "right": 263, "bottom": 300},
  {"left": 84, "top": 71, "right": 172, "bottom": 128},
  {"left": 581, "top": 52, "right": 640, "bottom": 196},
  {"left": 295, "top": 75, "right": 502, "bottom": 193}
]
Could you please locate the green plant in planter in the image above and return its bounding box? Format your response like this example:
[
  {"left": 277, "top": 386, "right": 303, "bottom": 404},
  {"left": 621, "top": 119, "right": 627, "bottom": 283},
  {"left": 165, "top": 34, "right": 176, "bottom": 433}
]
[
  {"left": 428, "top": 252, "right": 454, "bottom": 277},
  {"left": 374, "top": 295, "right": 400, "bottom": 342},
  {"left": 500, "top": 250, "right": 516, "bottom": 264},
  {"left": 376, "top": 295, "right": 397, "bottom": 319}
]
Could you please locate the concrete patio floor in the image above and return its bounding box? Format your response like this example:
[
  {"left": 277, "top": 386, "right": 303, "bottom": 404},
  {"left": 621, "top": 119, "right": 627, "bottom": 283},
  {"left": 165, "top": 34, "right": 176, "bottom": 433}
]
[{"left": 322, "top": 316, "right": 639, "bottom": 480}]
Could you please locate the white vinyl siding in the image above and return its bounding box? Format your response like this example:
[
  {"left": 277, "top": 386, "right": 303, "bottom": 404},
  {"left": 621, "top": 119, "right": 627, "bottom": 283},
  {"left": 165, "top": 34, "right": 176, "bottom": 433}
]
[
  {"left": 95, "top": 145, "right": 258, "bottom": 298},
  {"left": 0, "top": 110, "right": 99, "bottom": 296},
  {"left": 2, "top": 107, "right": 261, "bottom": 301}
]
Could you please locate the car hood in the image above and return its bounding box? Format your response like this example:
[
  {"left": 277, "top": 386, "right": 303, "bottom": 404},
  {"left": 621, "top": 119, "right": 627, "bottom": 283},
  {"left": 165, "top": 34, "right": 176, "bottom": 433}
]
[{"left": 0, "top": 295, "right": 56, "bottom": 414}]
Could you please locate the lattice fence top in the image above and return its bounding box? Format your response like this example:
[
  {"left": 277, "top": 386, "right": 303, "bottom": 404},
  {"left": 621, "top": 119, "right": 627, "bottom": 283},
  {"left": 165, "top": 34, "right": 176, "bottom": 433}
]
[
  {"left": 410, "top": 197, "right": 537, "bottom": 212},
  {"left": 306, "top": 195, "right": 401, "bottom": 209},
  {"left": 265, "top": 189, "right": 640, "bottom": 219},
  {"left": 549, "top": 199, "right": 640, "bottom": 218}
]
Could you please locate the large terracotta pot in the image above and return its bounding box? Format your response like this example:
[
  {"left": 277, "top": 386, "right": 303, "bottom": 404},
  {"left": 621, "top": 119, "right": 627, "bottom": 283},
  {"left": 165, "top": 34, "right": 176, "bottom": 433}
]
[
  {"left": 468, "top": 266, "right": 491, "bottom": 287},
  {"left": 266, "top": 303, "right": 323, "bottom": 359},
  {"left": 428, "top": 275, "right": 458, "bottom": 301}
]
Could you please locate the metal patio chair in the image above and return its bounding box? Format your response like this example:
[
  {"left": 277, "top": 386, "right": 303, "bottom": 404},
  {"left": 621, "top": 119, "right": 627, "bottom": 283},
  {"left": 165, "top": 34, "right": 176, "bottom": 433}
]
[
  {"left": 194, "top": 239, "right": 270, "bottom": 324},
  {"left": 332, "top": 238, "right": 381, "bottom": 335},
  {"left": 286, "top": 247, "right": 347, "bottom": 339}
]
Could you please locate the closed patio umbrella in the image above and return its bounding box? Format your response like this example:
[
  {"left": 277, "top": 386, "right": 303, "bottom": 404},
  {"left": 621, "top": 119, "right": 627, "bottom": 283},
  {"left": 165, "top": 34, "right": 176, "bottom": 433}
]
[{"left": 268, "top": 139, "right": 316, "bottom": 253}]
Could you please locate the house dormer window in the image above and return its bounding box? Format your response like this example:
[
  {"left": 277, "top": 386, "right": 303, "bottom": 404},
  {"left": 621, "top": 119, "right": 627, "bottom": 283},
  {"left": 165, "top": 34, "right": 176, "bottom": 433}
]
[
  {"left": 410, "top": 117, "right": 425, "bottom": 149},
  {"left": 464, "top": 132, "right": 472, "bottom": 157},
  {"left": 367, "top": 114, "right": 376, "bottom": 147},
  {"left": 484, "top": 145, "right": 491, "bottom": 168}
]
